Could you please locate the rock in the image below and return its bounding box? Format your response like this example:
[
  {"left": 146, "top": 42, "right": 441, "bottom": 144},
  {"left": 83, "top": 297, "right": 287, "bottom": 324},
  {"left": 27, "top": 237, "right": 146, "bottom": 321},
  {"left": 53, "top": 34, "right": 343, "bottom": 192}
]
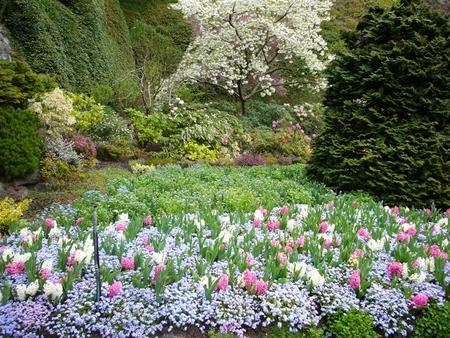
[
  {"left": 0, "top": 25, "right": 12, "bottom": 61},
  {"left": 14, "top": 170, "right": 41, "bottom": 186}
]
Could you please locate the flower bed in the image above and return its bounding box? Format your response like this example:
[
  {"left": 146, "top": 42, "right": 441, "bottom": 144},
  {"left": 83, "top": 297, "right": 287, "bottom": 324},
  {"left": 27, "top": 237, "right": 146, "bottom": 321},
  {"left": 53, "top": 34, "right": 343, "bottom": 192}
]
[{"left": 0, "top": 194, "right": 449, "bottom": 337}]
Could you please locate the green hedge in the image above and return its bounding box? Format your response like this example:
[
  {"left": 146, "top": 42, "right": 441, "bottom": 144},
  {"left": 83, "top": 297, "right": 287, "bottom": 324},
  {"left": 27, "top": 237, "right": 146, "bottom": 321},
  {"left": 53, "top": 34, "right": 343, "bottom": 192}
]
[
  {"left": 3, "top": 0, "right": 137, "bottom": 106},
  {"left": 308, "top": 1, "right": 450, "bottom": 209}
]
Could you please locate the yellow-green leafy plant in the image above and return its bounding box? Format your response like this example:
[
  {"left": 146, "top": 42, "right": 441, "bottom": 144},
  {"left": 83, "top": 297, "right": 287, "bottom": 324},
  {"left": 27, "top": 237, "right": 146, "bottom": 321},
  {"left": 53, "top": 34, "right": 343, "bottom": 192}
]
[
  {"left": 0, "top": 197, "right": 31, "bottom": 234},
  {"left": 182, "top": 142, "right": 219, "bottom": 162},
  {"left": 68, "top": 92, "right": 106, "bottom": 133},
  {"left": 40, "top": 157, "right": 79, "bottom": 183},
  {"left": 129, "top": 160, "right": 155, "bottom": 174}
]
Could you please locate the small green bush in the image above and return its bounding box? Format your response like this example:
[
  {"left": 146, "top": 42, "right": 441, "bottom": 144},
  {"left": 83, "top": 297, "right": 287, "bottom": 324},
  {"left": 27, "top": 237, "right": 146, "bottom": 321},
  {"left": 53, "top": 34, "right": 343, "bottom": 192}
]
[
  {"left": 40, "top": 157, "right": 78, "bottom": 182},
  {"left": 412, "top": 301, "right": 450, "bottom": 338},
  {"left": 0, "top": 61, "right": 54, "bottom": 108},
  {"left": 0, "top": 107, "right": 42, "bottom": 180},
  {"left": 326, "top": 310, "right": 378, "bottom": 338},
  {"left": 265, "top": 325, "right": 325, "bottom": 338},
  {"left": 96, "top": 142, "right": 139, "bottom": 162}
]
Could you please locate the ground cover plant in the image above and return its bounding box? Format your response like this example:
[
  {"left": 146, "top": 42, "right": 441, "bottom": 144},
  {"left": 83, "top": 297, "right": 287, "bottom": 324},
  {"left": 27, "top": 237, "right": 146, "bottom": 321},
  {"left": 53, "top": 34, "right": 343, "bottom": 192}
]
[{"left": 0, "top": 165, "right": 448, "bottom": 337}]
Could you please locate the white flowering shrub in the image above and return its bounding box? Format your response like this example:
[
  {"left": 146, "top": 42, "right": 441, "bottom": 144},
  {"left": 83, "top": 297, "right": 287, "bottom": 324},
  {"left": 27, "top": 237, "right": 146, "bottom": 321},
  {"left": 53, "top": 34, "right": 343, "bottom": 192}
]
[
  {"left": 169, "top": 0, "right": 331, "bottom": 113},
  {"left": 29, "top": 88, "right": 75, "bottom": 136}
]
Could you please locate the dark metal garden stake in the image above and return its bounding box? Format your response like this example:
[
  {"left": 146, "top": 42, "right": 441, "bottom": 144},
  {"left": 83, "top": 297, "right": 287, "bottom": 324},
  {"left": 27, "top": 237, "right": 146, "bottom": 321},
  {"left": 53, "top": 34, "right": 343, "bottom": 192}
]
[{"left": 93, "top": 201, "right": 101, "bottom": 302}]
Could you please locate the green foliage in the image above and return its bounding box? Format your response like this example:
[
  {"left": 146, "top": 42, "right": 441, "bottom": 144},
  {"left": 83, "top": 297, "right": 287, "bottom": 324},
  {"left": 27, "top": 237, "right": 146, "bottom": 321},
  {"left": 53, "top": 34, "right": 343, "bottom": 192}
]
[
  {"left": 243, "top": 102, "right": 295, "bottom": 129},
  {"left": 322, "top": 0, "right": 399, "bottom": 54},
  {"left": 265, "top": 325, "right": 325, "bottom": 338},
  {"left": 91, "top": 84, "right": 113, "bottom": 106},
  {"left": 87, "top": 110, "right": 133, "bottom": 143},
  {"left": 0, "top": 61, "right": 54, "bottom": 108},
  {"left": 182, "top": 142, "right": 219, "bottom": 162},
  {"left": 0, "top": 197, "right": 31, "bottom": 234},
  {"left": 96, "top": 142, "right": 139, "bottom": 162},
  {"left": 308, "top": 1, "right": 450, "bottom": 209},
  {"left": 106, "top": 164, "right": 330, "bottom": 215},
  {"left": 40, "top": 157, "right": 78, "bottom": 183},
  {"left": 128, "top": 109, "right": 176, "bottom": 144},
  {"left": 326, "top": 310, "right": 378, "bottom": 338},
  {"left": 412, "top": 301, "right": 450, "bottom": 338},
  {"left": 3, "top": 0, "right": 137, "bottom": 107},
  {"left": 0, "top": 107, "right": 42, "bottom": 180}
]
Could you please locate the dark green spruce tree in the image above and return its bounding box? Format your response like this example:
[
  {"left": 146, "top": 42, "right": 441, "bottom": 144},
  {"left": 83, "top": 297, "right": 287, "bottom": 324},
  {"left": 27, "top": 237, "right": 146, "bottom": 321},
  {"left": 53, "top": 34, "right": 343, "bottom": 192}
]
[{"left": 308, "top": 0, "right": 449, "bottom": 209}]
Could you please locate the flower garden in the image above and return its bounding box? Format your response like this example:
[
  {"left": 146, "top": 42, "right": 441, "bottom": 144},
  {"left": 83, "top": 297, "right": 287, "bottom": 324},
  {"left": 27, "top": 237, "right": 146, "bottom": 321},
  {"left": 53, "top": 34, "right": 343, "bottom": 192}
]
[
  {"left": 1, "top": 0, "right": 449, "bottom": 337},
  {"left": 0, "top": 165, "right": 449, "bottom": 337}
]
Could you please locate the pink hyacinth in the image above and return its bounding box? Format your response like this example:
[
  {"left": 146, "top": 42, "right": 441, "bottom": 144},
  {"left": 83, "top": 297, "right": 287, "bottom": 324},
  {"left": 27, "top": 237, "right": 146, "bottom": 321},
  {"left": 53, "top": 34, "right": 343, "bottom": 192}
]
[
  {"left": 411, "top": 294, "right": 428, "bottom": 308},
  {"left": 144, "top": 245, "right": 154, "bottom": 253},
  {"left": 396, "top": 232, "right": 410, "bottom": 243},
  {"left": 279, "top": 205, "right": 289, "bottom": 215},
  {"left": 412, "top": 260, "right": 420, "bottom": 268},
  {"left": 350, "top": 269, "right": 361, "bottom": 289},
  {"left": 392, "top": 206, "right": 400, "bottom": 216},
  {"left": 285, "top": 244, "right": 293, "bottom": 254},
  {"left": 358, "top": 228, "right": 370, "bottom": 240},
  {"left": 252, "top": 218, "right": 262, "bottom": 228},
  {"left": 439, "top": 251, "right": 448, "bottom": 261},
  {"left": 277, "top": 252, "right": 287, "bottom": 265},
  {"left": 429, "top": 244, "right": 441, "bottom": 257},
  {"left": 258, "top": 207, "right": 268, "bottom": 217},
  {"left": 115, "top": 222, "right": 127, "bottom": 231},
  {"left": 243, "top": 269, "right": 257, "bottom": 287},
  {"left": 216, "top": 274, "right": 229, "bottom": 291},
  {"left": 121, "top": 257, "right": 135, "bottom": 270},
  {"left": 327, "top": 200, "right": 335, "bottom": 209},
  {"left": 44, "top": 218, "right": 56, "bottom": 229},
  {"left": 319, "top": 222, "right": 328, "bottom": 233},
  {"left": 108, "top": 281, "right": 122, "bottom": 298},
  {"left": 271, "top": 239, "right": 280, "bottom": 248},
  {"left": 296, "top": 236, "right": 305, "bottom": 248},
  {"left": 40, "top": 267, "right": 51, "bottom": 280},
  {"left": 144, "top": 215, "right": 153, "bottom": 226},
  {"left": 406, "top": 226, "right": 417, "bottom": 236},
  {"left": 353, "top": 248, "right": 364, "bottom": 257},
  {"left": 255, "top": 280, "right": 268, "bottom": 295},
  {"left": 323, "top": 238, "right": 333, "bottom": 249},
  {"left": 152, "top": 263, "right": 167, "bottom": 283},
  {"left": 388, "top": 262, "right": 403, "bottom": 278},
  {"left": 267, "top": 220, "right": 280, "bottom": 231},
  {"left": 142, "top": 235, "right": 149, "bottom": 246},
  {"left": 400, "top": 218, "right": 408, "bottom": 224},
  {"left": 67, "top": 254, "right": 76, "bottom": 267},
  {"left": 445, "top": 208, "right": 450, "bottom": 218},
  {"left": 6, "top": 262, "right": 24, "bottom": 275},
  {"left": 425, "top": 208, "right": 431, "bottom": 217}
]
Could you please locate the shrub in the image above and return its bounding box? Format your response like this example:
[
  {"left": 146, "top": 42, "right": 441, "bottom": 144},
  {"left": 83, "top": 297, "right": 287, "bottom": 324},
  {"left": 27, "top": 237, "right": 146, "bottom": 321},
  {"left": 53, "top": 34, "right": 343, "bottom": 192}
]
[
  {"left": 40, "top": 157, "right": 79, "bottom": 183},
  {"left": 0, "top": 197, "right": 31, "bottom": 234},
  {"left": 70, "top": 134, "right": 96, "bottom": 159},
  {"left": 28, "top": 88, "right": 75, "bottom": 136},
  {"left": 0, "top": 107, "right": 42, "bottom": 180},
  {"left": 45, "top": 137, "right": 81, "bottom": 167},
  {"left": 127, "top": 109, "right": 176, "bottom": 145},
  {"left": 326, "top": 310, "right": 378, "bottom": 338},
  {"left": 87, "top": 110, "right": 133, "bottom": 143},
  {"left": 265, "top": 325, "right": 325, "bottom": 338},
  {"left": 0, "top": 61, "right": 54, "bottom": 108},
  {"left": 182, "top": 142, "right": 219, "bottom": 162},
  {"left": 69, "top": 92, "right": 106, "bottom": 133},
  {"left": 96, "top": 142, "right": 139, "bottom": 162},
  {"left": 129, "top": 160, "right": 155, "bottom": 174},
  {"left": 308, "top": 1, "right": 450, "bottom": 209},
  {"left": 234, "top": 153, "right": 266, "bottom": 166},
  {"left": 412, "top": 301, "right": 450, "bottom": 338}
]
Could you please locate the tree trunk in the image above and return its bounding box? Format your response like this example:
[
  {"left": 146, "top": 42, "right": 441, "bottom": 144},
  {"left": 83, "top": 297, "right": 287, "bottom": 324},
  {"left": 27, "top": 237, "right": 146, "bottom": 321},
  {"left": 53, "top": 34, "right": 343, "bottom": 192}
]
[{"left": 237, "top": 80, "right": 247, "bottom": 115}]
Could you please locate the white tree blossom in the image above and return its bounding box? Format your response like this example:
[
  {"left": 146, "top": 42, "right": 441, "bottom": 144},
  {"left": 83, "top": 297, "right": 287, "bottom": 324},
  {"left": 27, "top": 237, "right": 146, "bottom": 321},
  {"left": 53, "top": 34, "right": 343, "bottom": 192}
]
[{"left": 170, "top": 0, "right": 331, "bottom": 113}]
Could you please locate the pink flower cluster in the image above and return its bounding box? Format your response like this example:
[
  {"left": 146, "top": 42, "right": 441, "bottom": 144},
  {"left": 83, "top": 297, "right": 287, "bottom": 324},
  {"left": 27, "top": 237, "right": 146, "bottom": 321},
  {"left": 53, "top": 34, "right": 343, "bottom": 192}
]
[
  {"left": 216, "top": 274, "right": 229, "bottom": 291},
  {"left": 267, "top": 220, "right": 280, "bottom": 231},
  {"left": 358, "top": 228, "right": 370, "bottom": 240},
  {"left": 425, "top": 244, "right": 448, "bottom": 260},
  {"left": 411, "top": 294, "right": 428, "bottom": 308},
  {"left": 108, "top": 281, "right": 122, "bottom": 298},
  {"left": 44, "top": 218, "right": 56, "bottom": 229},
  {"left": 121, "top": 257, "right": 135, "bottom": 270},
  {"left": 152, "top": 263, "right": 166, "bottom": 283},
  {"left": 388, "top": 261, "right": 403, "bottom": 278},
  {"left": 242, "top": 269, "right": 268, "bottom": 295},
  {"left": 143, "top": 215, "right": 153, "bottom": 226},
  {"left": 40, "top": 267, "right": 51, "bottom": 280},
  {"left": 350, "top": 269, "right": 361, "bottom": 289},
  {"left": 115, "top": 222, "right": 127, "bottom": 231},
  {"left": 6, "top": 262, "right": 25, "bottom": 275}
]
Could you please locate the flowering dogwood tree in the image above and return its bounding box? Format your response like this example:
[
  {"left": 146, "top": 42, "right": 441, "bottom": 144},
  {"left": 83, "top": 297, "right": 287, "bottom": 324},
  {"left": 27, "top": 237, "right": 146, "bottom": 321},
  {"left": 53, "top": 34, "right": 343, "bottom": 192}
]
[{"left": 170, "top": 0, "right": 331, "bottom": 114}]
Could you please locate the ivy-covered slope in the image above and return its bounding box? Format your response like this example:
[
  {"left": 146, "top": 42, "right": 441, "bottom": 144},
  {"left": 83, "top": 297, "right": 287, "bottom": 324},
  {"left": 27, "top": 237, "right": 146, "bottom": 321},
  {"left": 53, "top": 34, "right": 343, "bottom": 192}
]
[{"left": 2, "top": 0, "right": 136, "bottom": 103}]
